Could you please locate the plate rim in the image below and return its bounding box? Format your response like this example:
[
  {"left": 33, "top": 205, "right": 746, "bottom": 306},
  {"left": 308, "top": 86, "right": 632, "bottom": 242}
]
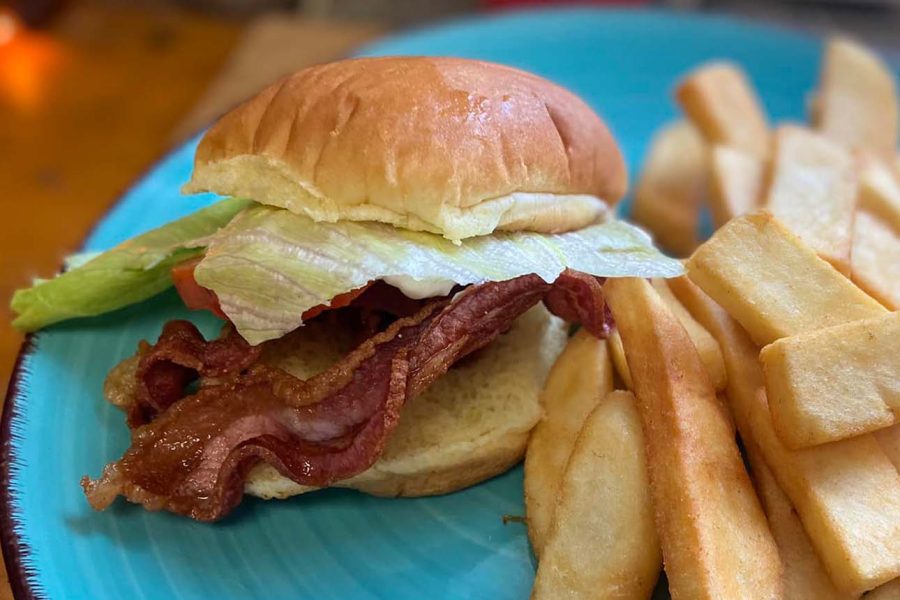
[
  {"left": 1, "top": 334, "right": 38, "bottom": 600},
  {"left": 0, "top": 7, "right": 832, "bottom": 599}
]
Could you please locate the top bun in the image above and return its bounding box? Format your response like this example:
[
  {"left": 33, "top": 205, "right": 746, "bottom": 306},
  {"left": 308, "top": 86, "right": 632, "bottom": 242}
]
[{"left": 184, "top": 57, "right": 627, "bottom": 241}]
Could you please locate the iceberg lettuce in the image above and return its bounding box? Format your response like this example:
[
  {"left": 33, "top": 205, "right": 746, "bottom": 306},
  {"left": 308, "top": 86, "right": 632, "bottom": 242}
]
[
  {"left": 195, "top": 206, "right": 683, "bottom": 344},
  {"left": 11, "top": 198, "right": 251, "bottom": 331}
]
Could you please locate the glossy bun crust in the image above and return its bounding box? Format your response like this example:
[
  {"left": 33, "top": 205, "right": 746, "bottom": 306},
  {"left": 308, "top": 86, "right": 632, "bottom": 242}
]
[{"left": 185, "top": 57, "right": 627, "bottom": 240}]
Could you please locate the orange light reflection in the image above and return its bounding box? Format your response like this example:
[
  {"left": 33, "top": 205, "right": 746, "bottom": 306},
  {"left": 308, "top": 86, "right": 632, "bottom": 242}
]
[{"left": 0, "top": 9, "right": 67, "bottom": 112}]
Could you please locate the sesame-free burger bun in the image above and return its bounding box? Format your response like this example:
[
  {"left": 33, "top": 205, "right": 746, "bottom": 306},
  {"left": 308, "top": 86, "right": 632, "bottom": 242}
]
[{"left": 184, "top": 56, "right": 627, "bottom": 241}]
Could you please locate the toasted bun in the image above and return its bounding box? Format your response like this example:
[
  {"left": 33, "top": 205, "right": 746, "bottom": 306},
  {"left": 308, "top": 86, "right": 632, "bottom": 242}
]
[
  {"left": 245, "top": 305, "right": 568, "bottom": 500},
  {"left": 184, "top": 57, "right": 627, "bottom": 241}
]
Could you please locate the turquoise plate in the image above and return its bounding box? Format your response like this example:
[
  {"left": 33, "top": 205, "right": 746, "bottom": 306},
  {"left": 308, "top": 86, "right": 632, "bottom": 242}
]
[{"left": 3, "top": 8, "right": 826, "bottom": 599}]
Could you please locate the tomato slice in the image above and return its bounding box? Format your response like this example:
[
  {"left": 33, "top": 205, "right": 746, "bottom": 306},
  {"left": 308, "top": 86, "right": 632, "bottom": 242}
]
[
  {"left": 171, "top": 257, "right": 226, "bottom": 318},
  {"left": 171, "top": 258, "right": 371, "bottom": 322}
]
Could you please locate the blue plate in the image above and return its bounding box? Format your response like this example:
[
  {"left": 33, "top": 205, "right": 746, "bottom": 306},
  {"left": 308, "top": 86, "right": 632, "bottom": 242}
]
[{"left": 3, "top": 8, "right": 825, "bottom": 599}]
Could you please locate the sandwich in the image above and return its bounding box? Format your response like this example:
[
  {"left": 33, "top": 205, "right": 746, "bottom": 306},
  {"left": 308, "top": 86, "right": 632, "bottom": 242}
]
[{"left": 11, "top": 57, "right": 681, "bottom": 521}]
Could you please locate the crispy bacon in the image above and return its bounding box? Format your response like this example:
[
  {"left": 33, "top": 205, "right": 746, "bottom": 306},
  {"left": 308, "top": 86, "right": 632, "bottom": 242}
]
[
  {"left": 131, "top": 321, "right": 261, "bottom": 427},
  {"left": 83, "top": 275, "right": 551, "bottom": 521},
  {"left": 543, "top": 269, "right": 612, "bottom": 338}
]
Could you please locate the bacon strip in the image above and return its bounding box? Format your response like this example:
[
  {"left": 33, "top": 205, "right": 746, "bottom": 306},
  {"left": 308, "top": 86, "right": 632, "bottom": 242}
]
[
  {"left": 131, "top": 321, "right": 261, "bottom": 427},
  {"left": 543, "top": 269, "right": 612, "bottom": 338},
  {"left": 83, "top": 275, "right": 551, "bottom": 521}
]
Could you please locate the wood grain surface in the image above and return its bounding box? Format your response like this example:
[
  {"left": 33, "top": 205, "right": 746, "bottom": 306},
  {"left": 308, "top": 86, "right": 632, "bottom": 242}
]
[{"left": 0, "top": 3, "right": 381, "bottom": 597}]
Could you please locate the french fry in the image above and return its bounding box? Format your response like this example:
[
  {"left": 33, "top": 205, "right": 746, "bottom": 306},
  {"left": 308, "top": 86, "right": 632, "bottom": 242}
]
[
  {"left": 708, "top": 145, "right": 765, "bottom": 227},
  {"left": 524, "top": 329, "right": 613, "bottom": 556},
  {"left": 669, "top": 274, "right": 900, "bottom": 594},
  {"left": 851, "top": 210, "right": 900, "bottom": 310},
  {"left": 753, "top": 443, "right": 900, "bottom": 600},
  {"left": 650, "top": 278, "right": 727, "bottom": 391},
  {"left": 604, "top": 277, "right": 782, "bottom": 600},
  {"left": 874, "top": 425, "right": 900, "bottom": 474},
  {"left": 607, "top": 329, "right": 632, "bottom": 389},
  {"left": 686, "top": 212, "right": 885, "bottom": 346},
  {"left": 666, "top": 275, "right": 759, "bottom": 434},
  {"left": 751, "top": 389, "right": 900, "bottom": 595},
  {"left": 532, "top": 391, "right": 661, "bottom": 600},
  {"left": 858, "top": 155, "right": 900, "bottom": 232},
  {"left": 751, "top": 450, "right": 852, "bottom": 600},
  {"left": 631, "top": 121, "right": 707, "bottom": 256},
  {"left": 675, "top": 62, "right": 770, "bottom": 159},
  {"left": 764, "top": 126, "right": 858, "bottom": 273},
  {"left": 609, "top": 281, "right": 728, "bottom": 392},
  {"left": 866, "top": 578, "right": 900, "bottom": 600},
  {"left": 816, "top": 38, "right": 898, "bottom": 161},
  {"left": 761, "top": 312, "right": 900, "bottom": 448}
]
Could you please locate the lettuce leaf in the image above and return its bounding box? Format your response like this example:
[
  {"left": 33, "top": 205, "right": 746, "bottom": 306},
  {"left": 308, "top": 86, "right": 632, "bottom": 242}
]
[
  {"left": 196, "top": 206, "right": 683, "bottom": 344},
  {"left": 11, "top": 197, "right": 252, "bottom": 331}
]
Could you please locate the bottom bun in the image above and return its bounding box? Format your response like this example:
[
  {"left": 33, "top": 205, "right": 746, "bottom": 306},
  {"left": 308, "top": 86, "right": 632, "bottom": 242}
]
[{"left": 245, "top": 304, "right": 568, "bottom": 500}]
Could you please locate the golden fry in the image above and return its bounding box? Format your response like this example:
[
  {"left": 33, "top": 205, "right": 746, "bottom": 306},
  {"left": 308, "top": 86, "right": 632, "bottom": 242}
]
[
  {"left": 751, "top": 389, "right": 900, "bottom": 595},
  {"left": 751, "top": 449, "right": 853, "bottom": 600},
  {"left": 604, "top": 277, "right": 781, "bottom": 600},
  {"left": 666, "top": 275, "right": 759, "bottom": 433},
  {"left": 686, "top": 212, "right": 885, "bottom": 346},
  {"left": 761, "top": 313, "right": 900, "bottom": 448},
  {"left": 851, "top": 210, "right": 900, "bottom": 310},
  {"left": 764, "top": 126, "right": 857, "bottom": 273},
  {"left": 874, "top": 425, "right": 900, "bottom": 474},
  {"left": 676, "top": 62, "right": 770, "bottom": 159},
  {"left": 607, "top": 328, "right": 632, "bottom": 390},
  {"left": 631, "top": 121, "right": 707, "bottom": 256},
  {"left": 753, "top": 444, "right": 900, "bottom": 600},
  {"left": 858, "top": 155, "right": 900, "bottom": 232},
  {"left": 708, "top": 145, "right": 765, "bottom": 227},
  {"left": 866, "top": 578, "right": 900, "bottom": 600},
  {"left": 816, "top": 37, "right": 898, "bottom": 160},
  {"left": 669, "top": 275, "right": 900, "bottom": 594},
  {"left": 650, "top": 278, "right": 727, "bottom": 391},
  {"left": 532, "top": 391, "right": 661, "bottom": 600},
  {"left": 524, "top": 329, "right": 613, "bottom": 556}
]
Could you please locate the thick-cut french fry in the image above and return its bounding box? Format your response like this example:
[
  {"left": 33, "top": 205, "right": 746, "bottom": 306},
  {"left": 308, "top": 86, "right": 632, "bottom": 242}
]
[
  {"left": 611, "top": 280, "right": 727, "bottom": 392},
  {"left": 764, "top": 126, "right": 858, "bottom": 273},
  {"left": 631, "top": 121, "right": 707, "bottom": 256},
  {"left": 676, "top": 62, "right": 770, "bottom": 159},
  {"left": 709, "top": 145, "right": 765, "bottom": 227},
  {"left": 851, "top": 210, "right": 900, "bottom": 310},
  {"left": 687, "top": 212, "right": 885, "bottom": 346},
  {"left": 524, "top": 329, "right": 613, "bottom": 556},
  {"left": 607, "top": 328, "right": 632, "bottom": 390},
  {"left": 816, "top": 38, "right": 898, "bottom": 161},
  {"left": 866, "top": 578, "right": 900, "bottom": 600},
  {"left": 604, "top": 277, "right": 782, "bottom": 600},
  {"left": 761, "top": 313, "right": 900, "bottom": 448},
  {"left": 751, "top": 389, "right": 900, "bottom": 595},
  {"left": 666, "top": 275, "right": 759, "bottom": 435},
  {"left": 532, "top": 391, "right": 661, "bottom": 600},
  {"left": 669, "top": 274, "right": 900, "bottom": 594},
  {"left": 751, "top": 452, "right": 852, "bottom": 600},
  {"left": 753, "top": 443, "right": 900, "bottom": 600},
  {"left": 650, "top": 278, "right": 727, "bottom": 391},
  {"left": 858, "top": 156, "right": 900, "bottom": 232},
  {"left": 875, "top": 425, "right": 900, "bottom": 474}
]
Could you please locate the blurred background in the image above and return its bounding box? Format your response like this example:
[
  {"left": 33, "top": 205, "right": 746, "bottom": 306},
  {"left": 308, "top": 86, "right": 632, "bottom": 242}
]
[{"left": 1, "top": 0, "right": 899, "bottom": 397}]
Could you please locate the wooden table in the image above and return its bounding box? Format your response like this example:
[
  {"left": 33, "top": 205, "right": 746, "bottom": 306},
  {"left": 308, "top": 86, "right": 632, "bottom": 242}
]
[{"left": 0, "top": 4, "right": 381, "bottom": 597}]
